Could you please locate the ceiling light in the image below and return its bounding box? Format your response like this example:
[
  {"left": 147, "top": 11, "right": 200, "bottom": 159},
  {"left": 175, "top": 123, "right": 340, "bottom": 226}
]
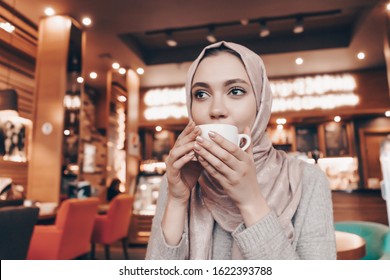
[
  {"left": 0, "top": 22, "right": 15, "bottom": 33},
  {"left": 206, "top": 27, "right": 217, "bottom": 43},
  {"left": 64, "top": 130, "right": 70, "bottom": 136},
  {"left": 206, "top": 34, "right": 217, "bottom": 43},
  {"left": 334, "top": 116, "right": 341, "bottom": 122},
  {"left": 155, "top": 126, "right": 162, "bottom": 132},
  {"left": 166, "top": 31, "right": 177, "bottom": 47},
  {"left": 44, "top": 7, "right": 55, "bottom": 16},
  {"left": 385, "top": 110, "right": 390, "bottom": 117},
  {"left": 89, "top": 72, "right": 97, "bottom": 79},
  {"left": 276, "top": 118, "right": 287, "bottom": 125},
  {"left": 166, "top": 39, "right": 177, "bottom": 47},
  {"left": 240, "top": 19, "right": 249, "bottom": 26},
  {"left": 112, "top": 62, "right": 120, "bottom": 69},
  {"left": 136, "top": 67, "right": 145, "bottom": 75},
  {"left": 259, "top": 21, "right": 270, "bottom": 38},
  {"left": 76, "top": 77, "right": 84, "bottom": 84},
  {"left": 293, "top": 17, "right": 304, "bottom": 34},
  {"left": 117, "top": 95, "right": 127, "bottom": 102},
  {"left": 295, "top": 57, "right": 303, "bottom": 65},
  {"left": 357, "top": 52, "right": 365, "bottom": 60},
  {"left": 82, "top": 17, "right": 92, "bottom": 26},
  {"left": 118, "top": 67, "right": 126, "bottom": 75}
]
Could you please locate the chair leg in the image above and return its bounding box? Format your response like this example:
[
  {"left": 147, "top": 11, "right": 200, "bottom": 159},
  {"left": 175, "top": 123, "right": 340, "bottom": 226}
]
[
  {"left": 90, "top": 243, "right": 95, "bottom": 260},
  {"left": 122, "top": 238, "right": 129, "bottom": 260},
  {"left": 104, "top": 245, "right": 110, "bottom": 260}
]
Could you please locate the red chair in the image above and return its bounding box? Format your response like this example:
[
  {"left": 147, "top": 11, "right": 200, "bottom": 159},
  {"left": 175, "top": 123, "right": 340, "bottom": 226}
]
[
  {"left": 91, "top": 194, "right": 133, "bottom": 259},
  {"left": 27, "top": 197, "right": 99, "bottom": 260}
]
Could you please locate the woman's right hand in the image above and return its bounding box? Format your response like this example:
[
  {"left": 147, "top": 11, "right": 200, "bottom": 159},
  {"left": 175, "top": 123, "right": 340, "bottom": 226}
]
[{"left": 165, "top": 120, "right": 203, "bottom": 204}]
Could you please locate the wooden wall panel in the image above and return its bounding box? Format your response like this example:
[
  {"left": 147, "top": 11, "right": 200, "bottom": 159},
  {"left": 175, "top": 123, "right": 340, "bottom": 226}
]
[
  {"left": 0, "top": 159, "right": 28, "bottom": 187},
  {"left": 332, "top": 191, "right": 389, "bottom": 225},
  {"left": 0, "top": 3, "right": 37, "bottom": 192}
]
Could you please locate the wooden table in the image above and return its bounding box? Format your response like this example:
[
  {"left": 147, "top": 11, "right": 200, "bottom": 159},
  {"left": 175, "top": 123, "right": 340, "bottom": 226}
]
[{"left": 335, "top": 231, "right": 366, "bottom": 260}]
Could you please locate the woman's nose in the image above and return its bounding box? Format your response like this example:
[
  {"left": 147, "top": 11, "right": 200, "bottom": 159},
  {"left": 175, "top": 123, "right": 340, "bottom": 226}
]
[{"left": 209, "top": 99, "right": 228, "bottom": 120}]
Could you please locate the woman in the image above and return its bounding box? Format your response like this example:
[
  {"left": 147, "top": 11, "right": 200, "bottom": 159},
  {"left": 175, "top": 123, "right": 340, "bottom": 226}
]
[{"left": 146, "top": 41, "right": 336, "bottom": 260}]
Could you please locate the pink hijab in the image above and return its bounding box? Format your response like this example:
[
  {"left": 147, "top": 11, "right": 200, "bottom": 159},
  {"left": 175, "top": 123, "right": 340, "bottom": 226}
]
[{"left": 184, "top": 41, "right": 304, "bottom": 259}]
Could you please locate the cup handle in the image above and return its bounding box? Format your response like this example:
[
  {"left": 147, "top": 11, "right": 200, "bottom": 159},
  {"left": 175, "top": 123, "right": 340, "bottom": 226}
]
[{"left": 238, "top": 134, "right": 251, "bottom": 151}]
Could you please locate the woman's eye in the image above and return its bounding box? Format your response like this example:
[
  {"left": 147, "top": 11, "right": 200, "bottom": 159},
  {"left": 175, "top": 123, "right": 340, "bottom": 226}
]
[
  {"left": 193, "top": 91, "right": 208, "bottom": 99},
  {"left": 229, "top": 88, "right": 246, "bottom": 96}
]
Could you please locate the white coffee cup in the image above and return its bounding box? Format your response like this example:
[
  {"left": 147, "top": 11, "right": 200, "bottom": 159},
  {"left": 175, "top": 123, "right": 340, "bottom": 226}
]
[{"left": 198, "top": 124, "right": 251, "bottom": 151}]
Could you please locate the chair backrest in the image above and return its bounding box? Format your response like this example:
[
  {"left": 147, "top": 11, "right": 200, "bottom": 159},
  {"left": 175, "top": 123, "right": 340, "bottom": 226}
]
[
  {"left": 335, "top": 221, "right": 390, "bottom": 260},
  {"left": 105, "top": 194, "right": 134, "bottom": 242},
  {"left": 54, "top": 197, "right": 99, "bottom": 259},
  {"left": 0, "top": 206, "right": 39, "bottom": 259}
]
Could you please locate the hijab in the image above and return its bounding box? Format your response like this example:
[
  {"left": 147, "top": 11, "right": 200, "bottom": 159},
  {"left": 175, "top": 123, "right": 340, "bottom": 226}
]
[{"left": 184, "top": 41, "right": 304, "bottom": 259}]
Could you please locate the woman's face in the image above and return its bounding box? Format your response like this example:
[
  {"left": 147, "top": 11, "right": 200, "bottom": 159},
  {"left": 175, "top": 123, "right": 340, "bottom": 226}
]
[{"left": 190, "top": 52, "right": 257, "bottom": 133}]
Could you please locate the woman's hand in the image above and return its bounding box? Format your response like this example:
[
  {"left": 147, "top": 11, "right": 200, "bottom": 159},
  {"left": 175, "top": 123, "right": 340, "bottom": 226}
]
[
  {"left": 194, "top": 126, "right": 270, "bottom": 226},
  {"left": 165, "top": 120, "right": 203, "bottom": 205}
]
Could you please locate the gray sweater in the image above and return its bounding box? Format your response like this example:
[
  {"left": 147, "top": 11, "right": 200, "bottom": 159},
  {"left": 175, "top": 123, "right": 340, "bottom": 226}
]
[{"left": 146, "top": 162, "right": 337, "bottom": 259}]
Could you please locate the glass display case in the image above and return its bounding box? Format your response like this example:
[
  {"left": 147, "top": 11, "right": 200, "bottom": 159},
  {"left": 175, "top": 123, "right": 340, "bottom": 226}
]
[{"left": 128, "top": 160, "right": 165, "bottom": 244}]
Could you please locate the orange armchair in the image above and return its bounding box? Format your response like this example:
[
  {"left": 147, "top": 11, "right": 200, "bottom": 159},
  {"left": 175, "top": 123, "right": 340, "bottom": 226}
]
[
  {"left": 27, "top": 197, "right": 99, "bottom": 260},
  {"left": 91, "top": 194, "right": 134, "bottom": 259}
]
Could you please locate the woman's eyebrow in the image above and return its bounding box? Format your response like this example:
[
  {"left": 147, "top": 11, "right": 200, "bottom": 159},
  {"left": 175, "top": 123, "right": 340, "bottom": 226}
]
[
  {"left": 224, "top": 79, "right": 249, "bottom": 86},
  {"left": 192, "top": 82, "right": 210, "bottom": 89}
]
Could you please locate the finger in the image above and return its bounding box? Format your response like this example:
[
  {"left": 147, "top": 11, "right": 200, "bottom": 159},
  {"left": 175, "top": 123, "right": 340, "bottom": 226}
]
[
  {"left": 175, "top": 124, "right": 200, "bottom": 146},
  {"left": 194, "top": 140, "right": 233, "bottom": 178},
  {"left": 196, "top": 134, "right": 239, "bottom": 170},
  {"left": 168, "top": 141, "right": 197, "bottom": 164},
  {"left": 167, "top": 151, "right": 196, "bottom": 184},
  {"left": 171, "top": 151, "right": 196, "bottom": 170},
  {"left": 208, "top": 131, "right": 248, "bottom": 161},
  {"left": 175, "top": 120, "right": 195, "bottom": 142},
  {"left": 197, "top": 156, "right": 228, "bottom": 185}
]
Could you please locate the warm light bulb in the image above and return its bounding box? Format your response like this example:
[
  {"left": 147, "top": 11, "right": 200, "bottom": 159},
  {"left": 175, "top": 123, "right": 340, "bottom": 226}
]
[
  {"left": 89, "top": 72, "right": 97, "bottom": 79},
  {"left": 277, "top": 124, "right": 284, "bottom": 130},
  {"left": 76, "top": 77, "right": 84, "bottom": 84},
  {"left": 334, "top": 116, "right": 341, "bottom": 122},
  {"left": 357, "top": 52, "right": 365, "bottom": 60},
  {"left": 117, "top": 95, "right": 127, "bottom": 102},
  {"left": 64, "top": 130, "right": 70, "bottom": 136},
  {"left": 44, "top": 7, "right": 55, "bottom": 16},
  {"left": 155, "top": 126, "right": 162, "bottom": 132},
  {"left": 136, "top": 67, "right": 144, "bottom": 75},
  {"left": 82, "top": 17, "right": 92, "bottom": 26},
  {"left": 385, "top": 110, "right": 390, "bottom": 117},
  {"left": 276, "top": 118, "right": 287, "bottom": 125},
  {"left": 295, "top": 57, "right": 303, "bottom": 65},
  {"left": 118, "top": 67, "right": 126, "bottom": 75},
  {"left": 112, "top": 62, "right": 120, "bottom": 69},
  {"left": 387, "top": 3, "right": 390, "bottom": 11}
]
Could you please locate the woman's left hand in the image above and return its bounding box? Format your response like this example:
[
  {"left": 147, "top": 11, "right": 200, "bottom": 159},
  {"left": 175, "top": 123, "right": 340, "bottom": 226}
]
[{"left": 194, "top": 126, "right": 270, "bottom": 226}]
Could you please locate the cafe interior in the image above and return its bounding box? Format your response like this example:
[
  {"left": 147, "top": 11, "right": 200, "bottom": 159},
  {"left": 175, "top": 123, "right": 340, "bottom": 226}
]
[{"left": 0, "top": 0, "right": 390, "bottom": 260}]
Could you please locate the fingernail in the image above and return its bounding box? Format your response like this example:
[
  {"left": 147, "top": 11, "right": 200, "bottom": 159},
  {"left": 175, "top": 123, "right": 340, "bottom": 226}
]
[
  {"left": 209, "top": 131, "right": 216, "bottom": 138},
  {"left": 194, "top": 142, "right": 201, "bottom": 150},
  {"left": 194, "top": 126, "right": 200, "bottom": 133},
  {"left": 196, "top": 136, "right": 204, "bottom": 143}
]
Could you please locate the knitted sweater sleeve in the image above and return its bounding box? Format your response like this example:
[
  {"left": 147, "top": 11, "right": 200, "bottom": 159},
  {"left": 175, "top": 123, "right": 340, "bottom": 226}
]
[
  {"left": 232, "top": 164, "right": 337, "bottom": 259},
  {"left": 145, "top": 175, "right": 188, "bottom": 260}
]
